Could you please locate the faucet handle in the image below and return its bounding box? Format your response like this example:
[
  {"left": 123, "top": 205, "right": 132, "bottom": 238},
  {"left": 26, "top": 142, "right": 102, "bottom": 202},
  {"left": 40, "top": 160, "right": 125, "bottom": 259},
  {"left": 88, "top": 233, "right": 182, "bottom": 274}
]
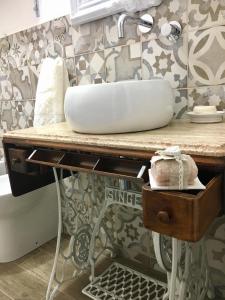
[{"left": 161, "top": 21, "right": 182, "bottom": 41}]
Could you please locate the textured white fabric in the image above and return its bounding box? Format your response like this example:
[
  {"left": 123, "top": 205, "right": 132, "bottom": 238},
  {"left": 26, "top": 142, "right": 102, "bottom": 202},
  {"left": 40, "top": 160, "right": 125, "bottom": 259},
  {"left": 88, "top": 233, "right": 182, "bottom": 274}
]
[{"left": 33, "top": 57, "right": 69, "bottom": 127}]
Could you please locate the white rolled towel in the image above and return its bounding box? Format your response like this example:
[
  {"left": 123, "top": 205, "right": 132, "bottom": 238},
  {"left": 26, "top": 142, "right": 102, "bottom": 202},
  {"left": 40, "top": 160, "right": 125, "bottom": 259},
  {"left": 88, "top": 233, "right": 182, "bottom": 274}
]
[{"left": 33, "top": 57, "right": 69, "bottom": 127}]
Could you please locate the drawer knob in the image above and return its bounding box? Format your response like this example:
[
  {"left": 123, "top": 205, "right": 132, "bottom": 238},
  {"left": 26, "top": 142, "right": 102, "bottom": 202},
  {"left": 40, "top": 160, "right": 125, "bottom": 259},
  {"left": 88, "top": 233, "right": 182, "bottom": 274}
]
[{"left": 157, "top": 211, "right": 171, "bottom": 224}]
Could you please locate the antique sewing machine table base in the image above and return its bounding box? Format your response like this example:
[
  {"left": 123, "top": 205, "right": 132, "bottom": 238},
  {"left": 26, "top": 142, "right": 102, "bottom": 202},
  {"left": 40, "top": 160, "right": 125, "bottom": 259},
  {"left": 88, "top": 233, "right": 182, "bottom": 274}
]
[
  {"left": 3, "top": 121, "right": 225, "bottom": 300},
  {"left": 45, "top": 170, "right": 214, "bottom": 300}
]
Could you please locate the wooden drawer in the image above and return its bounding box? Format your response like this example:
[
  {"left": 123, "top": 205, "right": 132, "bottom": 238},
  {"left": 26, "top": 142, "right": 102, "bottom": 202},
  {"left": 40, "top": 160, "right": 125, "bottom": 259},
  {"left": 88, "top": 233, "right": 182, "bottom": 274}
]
[
  {"left": 8, "top": 148, "right": 36, "bottom": 174},
  {"left": 142, "top": 172, "right": 223, "bottom": 242}
]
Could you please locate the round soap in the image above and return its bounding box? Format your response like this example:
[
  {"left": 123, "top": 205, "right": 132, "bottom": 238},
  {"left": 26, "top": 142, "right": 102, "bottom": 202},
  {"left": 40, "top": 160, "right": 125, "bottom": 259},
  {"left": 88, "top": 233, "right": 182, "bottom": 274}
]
[{"left": 193, "top": 106, "right": 217, "bottom": 114}]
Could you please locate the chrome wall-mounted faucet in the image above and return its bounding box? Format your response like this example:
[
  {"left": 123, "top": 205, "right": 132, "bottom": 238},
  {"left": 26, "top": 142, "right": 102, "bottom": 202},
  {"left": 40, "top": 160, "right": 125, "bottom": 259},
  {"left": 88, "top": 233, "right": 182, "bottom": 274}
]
[
  {"left": 161, "top": 21, "right": 182, "bottom": 42},
  {"left": 117, "top": 13, "right": 154, "bottom": 39}
]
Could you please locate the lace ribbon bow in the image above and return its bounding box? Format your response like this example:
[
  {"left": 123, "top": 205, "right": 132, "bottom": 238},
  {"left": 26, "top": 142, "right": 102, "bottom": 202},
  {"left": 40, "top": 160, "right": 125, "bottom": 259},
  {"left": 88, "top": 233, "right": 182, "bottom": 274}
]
[{"left": 156, "top": 147, "right": 186, "bottom": 190}]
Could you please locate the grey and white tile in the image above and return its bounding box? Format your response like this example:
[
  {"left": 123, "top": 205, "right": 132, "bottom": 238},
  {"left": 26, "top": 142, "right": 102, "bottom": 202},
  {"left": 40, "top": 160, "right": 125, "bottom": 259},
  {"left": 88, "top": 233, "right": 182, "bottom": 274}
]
[
  {"left": 9, "top": 66, "right": 33, "bottom": 100},
  {"left": 7, "top": 31, "right": 29, "bottom": 68},
  {"left": 103, "top": 14, "right": 140, "bottom": 49},
  {"left": 25, "top": 21, "right": 55, "bottom": 65},
  {"left": 0, "top": 100, "right": 34, "bottom": 132},
  {"left": 53, "top": 16, "right": 74, "bottom": 58},
  {"left": 188, "top": 0, "right": 225, "bottom": 31},
  {"left": 174, "top": 89, "right": 188, "bottom": 119},
  {"left": 71, "top": 19, "right": 104, "bottom": 55},
  {"left": 141, "top": 0, "right": 188, "bottom": 41},
  {"left": 142, "top": 34, "right": 188, "bottom": 88},
  {"left": 105, "top": 43, "right": 142, "bottom": 82},
  {"left": 188, "top": 85, "right": 225, "bottom": 111},
  {"left": 188, "top": 26, "right": 225, "bottom": 87},
  {"left": 65, "top": 58, "right": 77, "bottom": 86}
]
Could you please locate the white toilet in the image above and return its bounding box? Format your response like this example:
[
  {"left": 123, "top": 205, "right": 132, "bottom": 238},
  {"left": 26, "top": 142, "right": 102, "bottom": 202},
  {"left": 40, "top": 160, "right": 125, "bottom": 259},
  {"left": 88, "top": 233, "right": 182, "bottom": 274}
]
[{"left": 0, "top": 160, "right": 58, "bottom": 262}]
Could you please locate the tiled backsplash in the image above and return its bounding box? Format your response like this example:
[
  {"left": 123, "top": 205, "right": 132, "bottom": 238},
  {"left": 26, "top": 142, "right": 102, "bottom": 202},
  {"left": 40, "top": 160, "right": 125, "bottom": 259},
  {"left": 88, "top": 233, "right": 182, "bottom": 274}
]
[{"left": 1, "top": 0, "right": 225, "bottom": 296}]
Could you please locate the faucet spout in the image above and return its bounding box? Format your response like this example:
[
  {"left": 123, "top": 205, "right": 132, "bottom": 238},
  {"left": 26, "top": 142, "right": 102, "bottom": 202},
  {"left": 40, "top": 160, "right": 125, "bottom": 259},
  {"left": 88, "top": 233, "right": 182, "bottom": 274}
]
[{"left": 117, "top": 13, "right": 153, "bottom": 39}]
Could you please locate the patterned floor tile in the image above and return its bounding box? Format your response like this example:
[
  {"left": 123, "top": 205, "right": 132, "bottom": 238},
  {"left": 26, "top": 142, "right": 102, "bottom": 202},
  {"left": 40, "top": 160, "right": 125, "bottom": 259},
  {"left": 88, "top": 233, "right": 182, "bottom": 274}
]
[
  {"left": 188, "top": 0, "right": 225, "bottom": 31},
  {"left": 71, "top": 19, "right": 104, "bottom": 55},
  {"left": 103, "top": 14, "right": 140, "bottom": 49},
  {"left": 105, "top": 43, "right": 142, "bottom": 82},
  {"left": 188, "top": 85, "right": 225, "bottom": 111},
  {"left": 142, "top": 33, "right": 188, "bottom": 88},
  {"left": 188, "top": 26, "right": 225, "bottom": 87}
]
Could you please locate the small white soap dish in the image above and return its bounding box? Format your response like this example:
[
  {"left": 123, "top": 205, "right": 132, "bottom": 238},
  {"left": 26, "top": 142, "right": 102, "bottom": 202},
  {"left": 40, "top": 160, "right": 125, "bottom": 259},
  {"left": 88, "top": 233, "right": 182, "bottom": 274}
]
[{"left": 187, "top": 111, "right": 224, "bottom": 123}]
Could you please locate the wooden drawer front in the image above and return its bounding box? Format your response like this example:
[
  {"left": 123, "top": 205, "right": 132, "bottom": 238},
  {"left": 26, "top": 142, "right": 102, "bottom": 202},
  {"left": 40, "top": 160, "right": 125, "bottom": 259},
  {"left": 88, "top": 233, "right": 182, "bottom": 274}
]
[
  {"left": 142, "top": 174, "right": 222, "bottom": 242},
  {"left": 8, "top": 148, "right": 34, "bottom": 174}
]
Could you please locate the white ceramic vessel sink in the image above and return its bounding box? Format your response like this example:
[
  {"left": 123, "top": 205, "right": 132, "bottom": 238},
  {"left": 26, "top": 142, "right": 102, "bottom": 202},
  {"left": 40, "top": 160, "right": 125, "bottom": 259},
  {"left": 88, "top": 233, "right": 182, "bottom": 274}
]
[{"left": 64, "top": 80, "right": 174, "bottom": 134}]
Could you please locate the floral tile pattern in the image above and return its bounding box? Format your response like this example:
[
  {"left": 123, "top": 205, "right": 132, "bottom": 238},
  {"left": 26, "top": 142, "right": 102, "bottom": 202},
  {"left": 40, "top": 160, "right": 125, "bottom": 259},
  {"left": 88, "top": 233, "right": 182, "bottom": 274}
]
[
  {"left": 188, "top": 0, "right": 225, "bottom": 31},
  {"left": 7, "top": 31, "right": 28, "bottom": 68},
  {"left": 188, "top": 26, "right": 225, "bottom": 87},
  {"left": 188, "top": 85, "right": 225, "bottom": 111},
  {"left": 0, "top": 100, "right": 34, "bottom": 132},
  {"left": 105, "top": 43, "right": 141, "bottom": 82},
  {"left": 174, "top": 89, "right": 188, "bottom": 119},
  {"left": 141, "top": 0, "right": 188, "bottom": 41},
  {"left": 1, "top": 2, "right": 225, "bottom": 294},
  {"left": 53, "top": 16, "right": 74, "bottom": 58},
  {"left": 142, "top": 34, "right": 188, "bottom": 88},
  {"left": 9, "top": 66, "right": 33, "bottom": 100},
  {"left": 71, "top": 19, "right": 104, "bottom": 55},
  {"left": 65, "top": 58, "right": 77, "bottom": 86},
  {"left": 103, "top": 14, "right": 140, "bottom": 49}
]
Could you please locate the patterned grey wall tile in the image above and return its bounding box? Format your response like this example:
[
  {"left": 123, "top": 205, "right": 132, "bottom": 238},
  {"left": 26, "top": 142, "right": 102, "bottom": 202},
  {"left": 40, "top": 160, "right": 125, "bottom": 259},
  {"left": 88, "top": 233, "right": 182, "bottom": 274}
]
[
  {"left": 0, "top": 100, "right": 34, "bottom": 132},
  {"left": 188, "top": 0, "right": 225, "bottom": 31},
  {"left": 71, "top": 19, "right": 104, "bottom": 55},
  {"left": 0, "top": 146, "right": 3, "bottom": 161},
  {"left": 75, "top": 54, "right": 90, "bottom": 77},
  {"left": 142, "top": 34, "right": 188, "bottom": 88},
  {"left": 188, "top": 26, "right": 225, "bottom": 87},
  {"left": 25, "top": 21, "right": 54, "bottom": 65},
  {"left": 141, "top": 0, "right": 188, "bottom": 42},
  {"left": 91, "top": 73, "right": 106, "bottom": 84},
  {"left": 65, "top": 58, "right": 77, "bottom": 86},
  {"left": 77, "top": 75, "right": 91, "bottom": 85},
  {"left": 105, "top": 43, "right": 142, "bottom": 82},
  {"left": 206, "top": 237, "right": 225, "bottom": 296},
  {"left": 174, "top": 89, "right": 188, "bottom": 119},
  {"left": 9, "top": 66, "right": 32, "bottom": 100},
  {"left": 209, "top": 216, "right": 225, "bottom": 242},
  {"left": 0, "top": 80, "right": 13, "bottom": 101},
  {"left": 117, "top": 210, "right": 154, "bottom": 265},
  {"left": 7, "top": 31, "right": 28, "bottom": 68},
  {"left": 103, "top": 14, "right": 140, "bottom": 49},
  {"left": 188, "top": 85, "right": 225, "bottom": 111},
  {"left": 28, "top": 64, "right": 41, "bottom": 99},
  {"left": 53, "top": 16, "right": 74, "bottom": 58}
]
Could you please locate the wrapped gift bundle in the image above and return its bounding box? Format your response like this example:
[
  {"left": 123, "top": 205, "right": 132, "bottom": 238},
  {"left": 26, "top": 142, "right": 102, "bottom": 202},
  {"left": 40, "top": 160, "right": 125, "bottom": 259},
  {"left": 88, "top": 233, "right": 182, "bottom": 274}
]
[{"left": 150, "top": 146, "right": 198, "bottom": 190}]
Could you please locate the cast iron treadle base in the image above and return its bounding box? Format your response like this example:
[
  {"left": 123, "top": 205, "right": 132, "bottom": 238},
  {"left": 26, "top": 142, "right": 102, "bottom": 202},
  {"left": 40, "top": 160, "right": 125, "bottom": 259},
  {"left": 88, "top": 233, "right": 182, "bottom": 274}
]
[{"left": 82, "top": 262, "right": 167, "bottom": 300}]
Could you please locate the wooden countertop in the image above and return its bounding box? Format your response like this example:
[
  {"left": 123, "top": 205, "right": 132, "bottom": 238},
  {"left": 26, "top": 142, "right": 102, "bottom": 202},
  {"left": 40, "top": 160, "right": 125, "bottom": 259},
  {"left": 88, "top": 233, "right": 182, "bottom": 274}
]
[{"left": 3, "top": 120, "right": 225, "bottom": 160}]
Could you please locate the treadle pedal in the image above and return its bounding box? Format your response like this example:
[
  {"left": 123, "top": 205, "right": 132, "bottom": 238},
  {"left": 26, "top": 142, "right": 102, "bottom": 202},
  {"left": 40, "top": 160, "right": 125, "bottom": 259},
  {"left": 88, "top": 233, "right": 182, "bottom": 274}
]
[{"left": 82, "top": 262, "right": 167, "bottom": 300}]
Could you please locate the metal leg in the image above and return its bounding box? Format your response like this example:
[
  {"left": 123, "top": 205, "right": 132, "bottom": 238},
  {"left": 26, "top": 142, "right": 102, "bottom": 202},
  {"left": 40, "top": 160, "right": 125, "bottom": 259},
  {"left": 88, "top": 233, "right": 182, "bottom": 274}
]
[{"left": 153, "top": 233, "right": 213, "bottom": 300}]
